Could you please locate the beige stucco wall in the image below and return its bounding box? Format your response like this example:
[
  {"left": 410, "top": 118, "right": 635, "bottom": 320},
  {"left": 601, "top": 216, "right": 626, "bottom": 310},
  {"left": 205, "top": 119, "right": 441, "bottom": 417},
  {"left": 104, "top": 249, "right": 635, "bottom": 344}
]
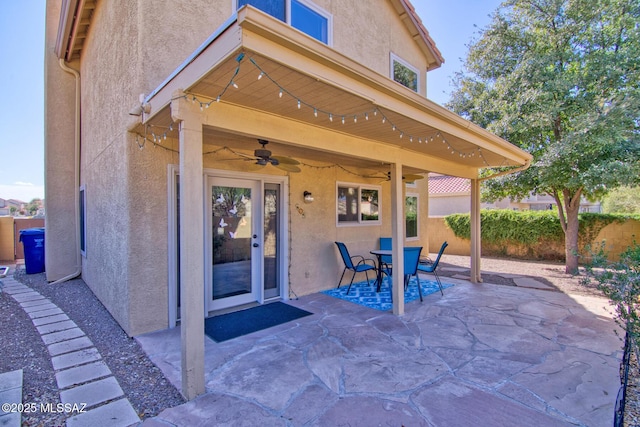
[
  {"left": 330, "top": 0, "right": 430, "bottom": 95},
  {"left": 44, "top": 0, "right": 79, "bottom": 281},
  {"left": 429, "top": 194, "right": 471, "bottom": 216},
  {"left": 594, "top": 219, "right": 640, "bottom": 260},
  {"left": 0, "top": 217, "right": 14, "bottom": 261},
  {"left": 46, "top": 0, "right": 442, "bottom": 336}
]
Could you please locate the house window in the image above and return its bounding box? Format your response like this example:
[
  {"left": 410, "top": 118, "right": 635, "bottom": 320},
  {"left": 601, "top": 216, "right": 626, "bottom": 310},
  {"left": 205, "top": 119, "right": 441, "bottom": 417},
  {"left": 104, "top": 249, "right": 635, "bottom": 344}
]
[
  {"left": 391, "top": 53, "right": 419, "bottom": 93},
  {"left": 406, "top": 194, "right": 418, "bottom": 239},
  {"left": 238, "top": 0, "right": 286, "bottom": 20},
  {"left": 337, "top": 183, "right": 381, "bottom": 225},
  {"left": 289, "top": 0, "right": 330, "bottom": 44},
  {"left": 79, "top": 186, "right": 86, "bottom": 256},
  {"left": 237, "top": 0, "right": 332, "bottom": 44}
]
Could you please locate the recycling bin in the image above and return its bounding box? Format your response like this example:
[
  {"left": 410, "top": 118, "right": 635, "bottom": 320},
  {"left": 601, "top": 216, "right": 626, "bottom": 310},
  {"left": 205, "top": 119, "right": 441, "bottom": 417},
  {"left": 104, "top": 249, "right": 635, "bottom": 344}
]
[{"left": 19, "top": 228, "right": 45, "bottom": 274}]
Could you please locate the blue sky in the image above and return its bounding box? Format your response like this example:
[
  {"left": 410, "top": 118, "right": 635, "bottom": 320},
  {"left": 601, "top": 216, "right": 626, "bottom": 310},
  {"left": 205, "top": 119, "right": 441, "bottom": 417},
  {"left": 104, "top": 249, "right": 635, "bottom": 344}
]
[{"left": 0, "top": 0, "right": 501, "bottom": 203}]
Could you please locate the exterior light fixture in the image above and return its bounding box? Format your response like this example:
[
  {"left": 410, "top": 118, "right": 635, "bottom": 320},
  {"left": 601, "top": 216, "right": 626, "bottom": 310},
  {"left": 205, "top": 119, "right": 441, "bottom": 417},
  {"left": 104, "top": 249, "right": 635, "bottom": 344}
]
[{"left": 303, "top": 191, "right": 314, "bottom": 203}]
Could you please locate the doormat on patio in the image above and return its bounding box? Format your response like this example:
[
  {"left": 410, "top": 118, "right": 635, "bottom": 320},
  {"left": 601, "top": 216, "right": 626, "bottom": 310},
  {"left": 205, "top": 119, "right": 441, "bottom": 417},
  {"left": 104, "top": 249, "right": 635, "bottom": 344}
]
[
  {"left": 204, "top": 302, "right": 313, "bottom": 342},
  {"left": 322, "top": 277, "right": 453, "bottom": 311}
]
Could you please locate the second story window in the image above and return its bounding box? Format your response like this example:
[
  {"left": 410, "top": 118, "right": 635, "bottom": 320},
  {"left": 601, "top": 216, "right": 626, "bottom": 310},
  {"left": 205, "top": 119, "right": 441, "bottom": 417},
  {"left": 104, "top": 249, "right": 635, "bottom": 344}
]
[
  {"left": 391, "top": 53, "right": 419, "bottom": 93},
  {"left": 238, "top": 0, "right": 285, "bottom": 21},
  {"left": 238, "top": 0, "right": 332, "bottom": 45}
]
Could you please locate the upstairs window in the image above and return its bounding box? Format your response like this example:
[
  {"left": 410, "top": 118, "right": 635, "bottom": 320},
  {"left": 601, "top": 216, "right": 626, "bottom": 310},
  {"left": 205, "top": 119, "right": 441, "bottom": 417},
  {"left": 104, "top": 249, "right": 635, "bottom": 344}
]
[
  {"left": 391, "top": 53, "right": 419, "bottom": 93},
  {"left": 238, "top": 0, "right": 285, "bottom": 21},
  {"left": 238, "top": 0, "right": 332, "bottom": 45}
]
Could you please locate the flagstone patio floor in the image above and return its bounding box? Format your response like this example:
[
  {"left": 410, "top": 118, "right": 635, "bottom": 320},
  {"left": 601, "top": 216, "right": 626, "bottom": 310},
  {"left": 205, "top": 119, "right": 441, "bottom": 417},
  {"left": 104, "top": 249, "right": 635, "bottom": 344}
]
[{"left": 137, "top": 274, "right": 621, "bottom": 427}]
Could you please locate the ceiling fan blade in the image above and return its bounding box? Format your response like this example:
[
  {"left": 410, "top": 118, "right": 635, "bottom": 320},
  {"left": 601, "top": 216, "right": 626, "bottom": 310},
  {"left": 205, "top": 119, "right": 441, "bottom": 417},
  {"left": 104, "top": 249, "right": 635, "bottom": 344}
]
[
  {"left": 271, "top": 155, "right": 300, "bottom": 165},
  {"left": 275, "top": 163, "right": 301, "bottom": 173},
  {"left": 403, "top": 174, "right": 424, "bottom": 182}
]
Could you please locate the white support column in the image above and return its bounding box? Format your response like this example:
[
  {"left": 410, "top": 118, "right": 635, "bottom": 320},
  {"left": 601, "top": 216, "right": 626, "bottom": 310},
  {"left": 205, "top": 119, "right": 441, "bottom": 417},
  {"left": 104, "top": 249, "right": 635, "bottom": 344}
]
[
  {"left": 172, "top": 93, "right": 205, "bottom": 400},
  {"left": 470, "top": 178, "right": 482, "bottom": 283},
  {"left": 390, "top": 163, "right": 404, "bottom": 315}
]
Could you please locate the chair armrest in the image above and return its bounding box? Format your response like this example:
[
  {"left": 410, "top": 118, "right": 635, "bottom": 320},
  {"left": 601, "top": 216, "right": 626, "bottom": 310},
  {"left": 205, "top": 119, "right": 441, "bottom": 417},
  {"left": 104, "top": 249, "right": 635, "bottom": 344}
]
[
  {"left": 352, "top": 256, "right": 376, "bottom": 268},
  {"left": 419, "top": 256, "right": 433, "bottom": 265}
]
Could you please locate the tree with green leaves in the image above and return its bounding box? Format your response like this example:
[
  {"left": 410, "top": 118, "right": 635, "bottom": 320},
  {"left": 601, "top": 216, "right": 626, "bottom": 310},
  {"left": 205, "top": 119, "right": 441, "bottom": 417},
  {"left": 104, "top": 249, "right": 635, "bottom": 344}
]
[
  {"left": 602, "top": 186, "right": 640, "bottom": 213},
  {"left": 26, "top": 198, "right": 42, "bottom": 216},
  {"left": 448, "top": 0, "right": 640, "bottom": 273}
]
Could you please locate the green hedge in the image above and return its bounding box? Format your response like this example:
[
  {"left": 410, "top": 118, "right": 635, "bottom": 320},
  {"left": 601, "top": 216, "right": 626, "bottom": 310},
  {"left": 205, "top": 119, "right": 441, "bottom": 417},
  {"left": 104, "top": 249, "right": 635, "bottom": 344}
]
[{"left": 444, "top": 210, "right": 637, "bottom": 245}]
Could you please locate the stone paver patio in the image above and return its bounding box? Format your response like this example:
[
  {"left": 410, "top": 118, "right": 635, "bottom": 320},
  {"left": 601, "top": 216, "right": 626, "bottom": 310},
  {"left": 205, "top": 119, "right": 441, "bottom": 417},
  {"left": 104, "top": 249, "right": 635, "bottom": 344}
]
[{"left": 137, "top": 277, "right": 622, "bottom": 426}]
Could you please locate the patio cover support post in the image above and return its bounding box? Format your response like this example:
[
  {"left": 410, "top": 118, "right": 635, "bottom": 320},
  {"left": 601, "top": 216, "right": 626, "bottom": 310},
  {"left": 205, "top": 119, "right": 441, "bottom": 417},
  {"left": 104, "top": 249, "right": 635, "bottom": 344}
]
[
  {"left": 390, "top": 162, "right": 405, "bottom": 315},
  {"left": 172, "top": 93, "right": 206, "bottom": 400},
  {"left": 470, "top": 178, "right": 482, "bottom": 283}
]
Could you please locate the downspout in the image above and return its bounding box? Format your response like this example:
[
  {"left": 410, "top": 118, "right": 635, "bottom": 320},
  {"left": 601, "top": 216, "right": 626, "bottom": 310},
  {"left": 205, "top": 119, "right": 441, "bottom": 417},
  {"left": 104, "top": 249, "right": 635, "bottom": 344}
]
[{"left": 50, "top": 58, "right": 82, "bottom": 284}]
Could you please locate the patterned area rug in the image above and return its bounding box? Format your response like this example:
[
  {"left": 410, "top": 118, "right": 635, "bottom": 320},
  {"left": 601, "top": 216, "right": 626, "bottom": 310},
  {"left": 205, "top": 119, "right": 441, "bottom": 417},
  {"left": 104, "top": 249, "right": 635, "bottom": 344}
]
[{"left": 322, "top": 277, "right": 453, "bottom": 311}]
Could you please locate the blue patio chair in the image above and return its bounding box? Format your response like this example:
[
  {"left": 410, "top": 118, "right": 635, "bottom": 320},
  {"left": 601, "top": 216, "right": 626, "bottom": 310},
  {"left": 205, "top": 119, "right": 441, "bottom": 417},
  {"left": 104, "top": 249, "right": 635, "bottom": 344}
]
[
  {"left": 335, "top": 242, "right": 377, "bottom": 295},
  {"left": 403, "top": 246, "right": 424, "bottom": 300},
  {"left": 417, "top": 241, "right": 448, "bottom": 296},
  {"left": 387, "top": 246, "right": 423, "bottom": 302},
  {"left": 380, "top": 237, "right": 393, "bottom": 275}
]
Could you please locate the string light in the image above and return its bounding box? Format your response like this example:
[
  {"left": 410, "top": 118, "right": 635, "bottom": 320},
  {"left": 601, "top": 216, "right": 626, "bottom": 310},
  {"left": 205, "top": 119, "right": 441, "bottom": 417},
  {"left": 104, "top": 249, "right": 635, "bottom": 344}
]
[{"left": 150, "top": 54, "right": 498, "bottom": 166}]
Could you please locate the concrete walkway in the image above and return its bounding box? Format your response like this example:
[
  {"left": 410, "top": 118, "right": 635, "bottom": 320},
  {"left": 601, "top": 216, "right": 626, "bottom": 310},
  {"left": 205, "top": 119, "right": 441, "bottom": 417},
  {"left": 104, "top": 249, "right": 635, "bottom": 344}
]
[
  {"left": 137, "top": 277, "right": 622, "bottom": 426},
  {"left": 0, "top": 369, "right": 23, "bottom": 427},
  {"left": 1, "top": 276, "right": 140, "bottom": 427}
]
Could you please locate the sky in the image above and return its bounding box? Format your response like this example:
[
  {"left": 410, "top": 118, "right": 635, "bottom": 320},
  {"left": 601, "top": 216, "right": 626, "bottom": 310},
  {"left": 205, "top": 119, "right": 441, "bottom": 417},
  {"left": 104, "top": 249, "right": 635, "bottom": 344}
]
[{"left": 0, "top": 0, "right": 501, "bottom": 203}]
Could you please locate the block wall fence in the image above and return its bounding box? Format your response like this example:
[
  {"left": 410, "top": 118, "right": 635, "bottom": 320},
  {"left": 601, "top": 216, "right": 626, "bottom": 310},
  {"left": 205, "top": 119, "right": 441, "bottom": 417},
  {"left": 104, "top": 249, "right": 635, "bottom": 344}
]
[{"left": 428, "top": 217, "right": 640, "bottom": 262}]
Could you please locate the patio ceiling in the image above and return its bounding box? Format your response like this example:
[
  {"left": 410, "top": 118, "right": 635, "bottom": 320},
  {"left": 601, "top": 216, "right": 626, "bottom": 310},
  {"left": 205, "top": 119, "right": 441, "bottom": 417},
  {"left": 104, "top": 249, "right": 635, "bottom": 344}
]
[{"left": 134, "top": 6, "right": 531, "bottom": 179}]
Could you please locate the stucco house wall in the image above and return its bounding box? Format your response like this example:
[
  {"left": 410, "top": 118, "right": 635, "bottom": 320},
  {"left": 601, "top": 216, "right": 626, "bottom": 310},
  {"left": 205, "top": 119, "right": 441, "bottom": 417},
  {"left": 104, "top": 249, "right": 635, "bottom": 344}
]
[
  {"left": 46, "top": 0, "right": 439, "bottom": 336},
  {"left": 429, "top": 194, "right": 470, "bottom": 216},
  {"left": 44, "top": 0, "right": 79, "bottom": 281}
]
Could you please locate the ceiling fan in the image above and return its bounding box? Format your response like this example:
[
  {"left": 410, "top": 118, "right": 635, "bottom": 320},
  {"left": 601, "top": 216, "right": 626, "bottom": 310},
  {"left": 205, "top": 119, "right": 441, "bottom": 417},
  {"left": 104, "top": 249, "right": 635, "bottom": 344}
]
[{"left": 247, "top": 139, "right": 301, "bottom": 173}]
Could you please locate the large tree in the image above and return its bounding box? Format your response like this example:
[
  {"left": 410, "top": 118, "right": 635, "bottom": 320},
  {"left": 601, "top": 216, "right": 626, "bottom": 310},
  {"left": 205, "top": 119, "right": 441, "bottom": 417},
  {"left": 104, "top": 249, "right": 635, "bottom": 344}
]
[{"left": 448, "top": 0, "right": 640, "bottom": 273}]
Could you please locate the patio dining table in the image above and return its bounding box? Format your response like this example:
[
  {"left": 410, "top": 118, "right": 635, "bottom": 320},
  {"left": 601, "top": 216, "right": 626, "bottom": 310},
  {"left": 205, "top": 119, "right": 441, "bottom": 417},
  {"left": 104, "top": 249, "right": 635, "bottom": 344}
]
[{"left": 370, "top": 249, "right": 393, "bottom": 292}]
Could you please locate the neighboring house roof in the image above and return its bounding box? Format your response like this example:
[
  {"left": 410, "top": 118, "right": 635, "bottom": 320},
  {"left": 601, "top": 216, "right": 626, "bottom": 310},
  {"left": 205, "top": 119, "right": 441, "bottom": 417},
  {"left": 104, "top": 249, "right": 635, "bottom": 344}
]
[{"left": 429, "top": 175, "right": 470, "bottom": 195}]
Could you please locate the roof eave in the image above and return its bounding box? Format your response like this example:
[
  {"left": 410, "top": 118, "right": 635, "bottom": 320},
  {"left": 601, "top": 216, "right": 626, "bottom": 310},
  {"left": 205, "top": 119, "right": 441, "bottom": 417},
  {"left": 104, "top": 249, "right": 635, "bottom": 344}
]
[
  {"left": 54, "top": 0, "right": 78, "bottom": 60},
  {"left": 391, "top": 0, "right": 445, "bottom": 71}
]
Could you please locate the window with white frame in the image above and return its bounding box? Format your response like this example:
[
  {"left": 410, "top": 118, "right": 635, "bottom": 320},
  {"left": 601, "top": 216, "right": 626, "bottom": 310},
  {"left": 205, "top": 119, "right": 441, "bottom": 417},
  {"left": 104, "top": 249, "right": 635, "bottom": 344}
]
[
  {"left": 405, "top": 193, "right": 419, "bottom": 239},
  {"left": 337, "top": 183, "right": 381, "bottom": 225},
  {"left": 237, "top": 0, "right": 332, "bottom": 44},
  {"left": 390, "top": 53, "right": 419, "bottom": 93}
]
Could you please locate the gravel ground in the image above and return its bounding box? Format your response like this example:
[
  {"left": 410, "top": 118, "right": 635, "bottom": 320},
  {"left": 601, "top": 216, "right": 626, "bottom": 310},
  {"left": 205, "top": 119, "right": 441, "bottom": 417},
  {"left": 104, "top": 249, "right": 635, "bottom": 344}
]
[
  {"left": 0, "top": 269, "right": 185, "bottom": 426},
  {"left": 0, "top": 256, "right": 632, "bottom": 426}
]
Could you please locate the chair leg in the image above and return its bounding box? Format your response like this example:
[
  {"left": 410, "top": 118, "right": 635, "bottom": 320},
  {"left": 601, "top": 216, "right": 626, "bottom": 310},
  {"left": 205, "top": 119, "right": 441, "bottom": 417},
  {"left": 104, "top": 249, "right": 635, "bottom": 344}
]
[
  {"left": 337, "top": 268, "right": 348, "bottom": 289},
  {"left": 433, "top": 271, "right": 444, "bottom": 295},
  {"left": 416, "top": 274, "right": 423, "bottom": 302},
  {"left": 346, "top": 270, "right": 357, "bottom": 295}
]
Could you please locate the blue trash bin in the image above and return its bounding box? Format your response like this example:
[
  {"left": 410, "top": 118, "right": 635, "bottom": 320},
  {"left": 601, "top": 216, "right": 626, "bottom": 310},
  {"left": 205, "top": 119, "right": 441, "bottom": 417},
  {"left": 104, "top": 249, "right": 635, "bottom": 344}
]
[{"left": 19, "top": 228, "right": 46, "bottom": 274}]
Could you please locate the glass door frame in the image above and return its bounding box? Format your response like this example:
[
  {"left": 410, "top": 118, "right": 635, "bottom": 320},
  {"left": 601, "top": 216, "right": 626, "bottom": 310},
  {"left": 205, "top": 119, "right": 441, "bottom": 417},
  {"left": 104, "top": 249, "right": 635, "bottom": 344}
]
[
  {"left": 207, "top": 176, "right": 261, "bottom": 311},
  {"left": 167, "top": 166, "right": 289, "bottom": 326},
  {"left": 204, "top": 169, "right": 289, "bottom": 314}
]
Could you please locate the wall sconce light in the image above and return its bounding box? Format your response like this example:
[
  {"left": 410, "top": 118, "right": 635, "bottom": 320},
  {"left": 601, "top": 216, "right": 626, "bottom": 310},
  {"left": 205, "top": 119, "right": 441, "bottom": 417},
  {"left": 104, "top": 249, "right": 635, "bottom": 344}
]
[{"left": 303, "top": 191, "right": 314, "bottom": 204}]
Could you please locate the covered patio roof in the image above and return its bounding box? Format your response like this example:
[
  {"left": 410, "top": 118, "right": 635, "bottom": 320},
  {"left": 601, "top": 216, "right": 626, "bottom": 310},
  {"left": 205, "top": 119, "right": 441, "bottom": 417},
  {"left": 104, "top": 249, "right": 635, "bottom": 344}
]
[
  {"left": 129, "top": 5, "right": 533, "bottom": 400},
  {"left": 133, "top": 6, "right": 531, "bottom": 179}
]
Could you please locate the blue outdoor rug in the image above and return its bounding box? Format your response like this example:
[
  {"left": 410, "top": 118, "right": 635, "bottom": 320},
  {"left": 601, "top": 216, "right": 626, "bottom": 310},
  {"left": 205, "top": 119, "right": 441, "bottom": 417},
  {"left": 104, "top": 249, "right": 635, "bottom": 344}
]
[
  {"left": 322, "top": 277, "right": 453, "bottom": 311},
  {"left": 205, "top": 302, "right": 313, "bottom": 342}
]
